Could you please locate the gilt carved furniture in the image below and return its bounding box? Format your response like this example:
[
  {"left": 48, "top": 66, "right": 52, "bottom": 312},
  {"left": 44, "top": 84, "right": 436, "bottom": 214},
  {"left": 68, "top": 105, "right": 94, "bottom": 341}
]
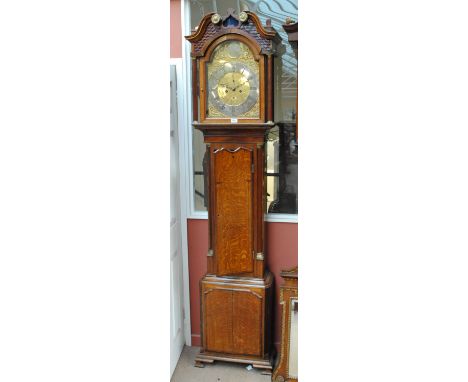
[
  {"left": 185, "top": 9, "right": 280, "bottom": 374},
  {"left": 272, "top": 267, "right": 298, "bottom": 382}
]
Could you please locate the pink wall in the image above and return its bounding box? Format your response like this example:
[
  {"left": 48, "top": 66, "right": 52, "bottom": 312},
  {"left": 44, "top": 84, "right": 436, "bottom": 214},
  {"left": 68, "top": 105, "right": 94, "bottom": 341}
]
[
  {"left": 187, "top": 219, "right": 298, "bottom": 348},
  {"left": 170, "top": 0, "right": 182, "bottom": 59}
]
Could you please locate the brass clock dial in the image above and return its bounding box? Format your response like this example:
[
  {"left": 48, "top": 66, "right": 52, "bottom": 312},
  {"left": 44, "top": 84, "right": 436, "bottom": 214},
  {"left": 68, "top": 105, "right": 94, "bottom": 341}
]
[
  {"left": 206, "top": 40, "right": 260, "bottom": 119},
  {"left": 208, "top": 62, "right": 259, "bottom": 117},
  {"left": 217, "top": 70, "right": 251, "bottom": 106}
]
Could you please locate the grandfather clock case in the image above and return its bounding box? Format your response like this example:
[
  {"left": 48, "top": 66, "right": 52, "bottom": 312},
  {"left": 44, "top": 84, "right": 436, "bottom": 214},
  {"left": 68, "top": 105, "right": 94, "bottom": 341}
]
[{"left": 186, "top": 10, "right": 280, "bottom": 373}]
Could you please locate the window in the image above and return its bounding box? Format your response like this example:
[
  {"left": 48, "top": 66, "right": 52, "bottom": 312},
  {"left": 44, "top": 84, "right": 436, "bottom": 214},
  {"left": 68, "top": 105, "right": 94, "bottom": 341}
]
[{"left": 188, "top": 0, "right": 298, "bottom": 217}]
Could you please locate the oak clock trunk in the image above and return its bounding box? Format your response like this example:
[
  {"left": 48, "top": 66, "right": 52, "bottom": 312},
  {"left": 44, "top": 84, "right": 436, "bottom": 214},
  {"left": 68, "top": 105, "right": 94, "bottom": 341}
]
[{"left": 186, "top": 9, "right": 280, "bottom": 374}]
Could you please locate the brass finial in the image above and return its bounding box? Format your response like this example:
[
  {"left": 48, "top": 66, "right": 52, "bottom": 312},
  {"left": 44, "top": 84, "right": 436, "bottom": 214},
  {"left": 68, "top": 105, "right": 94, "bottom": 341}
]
[{"left": 211, "top": 13, "right": 221, "bottom": 24}]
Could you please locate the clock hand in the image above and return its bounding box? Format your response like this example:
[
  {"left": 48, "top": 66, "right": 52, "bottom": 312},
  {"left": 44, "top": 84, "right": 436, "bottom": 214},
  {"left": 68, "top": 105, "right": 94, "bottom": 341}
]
[
  {"left": 219, "top": 83, "right": 235, "bottom": 92},
  {"left": 232, "top": 78, "right": 247, "bottom": 92}
]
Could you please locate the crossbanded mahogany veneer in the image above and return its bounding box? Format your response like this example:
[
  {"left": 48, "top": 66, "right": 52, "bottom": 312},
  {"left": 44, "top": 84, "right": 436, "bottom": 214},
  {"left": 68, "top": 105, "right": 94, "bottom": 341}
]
[{"left": 186, "top": 9, "right": 280, "bottom": 374}]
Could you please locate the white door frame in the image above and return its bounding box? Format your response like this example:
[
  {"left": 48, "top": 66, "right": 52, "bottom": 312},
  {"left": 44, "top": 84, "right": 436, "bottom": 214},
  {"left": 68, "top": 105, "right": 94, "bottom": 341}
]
[
  {"left": 170, "top": 64, "right": 186, "bottom": 377},
  {"left": 170, "top": 57, "right": 192, "bottom": 347}
]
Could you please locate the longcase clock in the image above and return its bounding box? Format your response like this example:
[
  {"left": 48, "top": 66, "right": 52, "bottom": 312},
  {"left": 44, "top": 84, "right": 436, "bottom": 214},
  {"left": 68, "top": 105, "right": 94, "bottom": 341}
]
[{"left": 186, "top": 9, "right": 280, "bottom": 373}]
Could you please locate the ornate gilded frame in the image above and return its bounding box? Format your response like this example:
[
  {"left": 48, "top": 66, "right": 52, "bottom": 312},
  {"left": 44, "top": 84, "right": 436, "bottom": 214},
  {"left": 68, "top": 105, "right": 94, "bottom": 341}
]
[{"left": 272, "top": 266, "right": 298, "bottom": 382}]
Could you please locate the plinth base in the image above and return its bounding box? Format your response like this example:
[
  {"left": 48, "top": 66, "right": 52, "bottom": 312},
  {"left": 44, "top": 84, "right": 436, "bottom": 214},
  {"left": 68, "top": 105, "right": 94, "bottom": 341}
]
[{"left": 195, "top": 349, "right": 275, "bottom": 375}]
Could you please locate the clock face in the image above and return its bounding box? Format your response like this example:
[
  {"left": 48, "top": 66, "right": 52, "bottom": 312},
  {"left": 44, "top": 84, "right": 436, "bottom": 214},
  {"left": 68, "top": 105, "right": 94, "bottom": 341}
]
[
  {"left": 208, "top": 62, "right": 259, "bottom": 117},
  {"left": 206, "top": 40, "right": 260, "bottom": 119}
]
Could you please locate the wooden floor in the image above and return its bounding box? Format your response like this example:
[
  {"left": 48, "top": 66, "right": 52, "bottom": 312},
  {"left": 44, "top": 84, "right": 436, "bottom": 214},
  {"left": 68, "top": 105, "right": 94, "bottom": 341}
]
[{"left": 171, "top": 346, "right": 272, "bottom": 382}]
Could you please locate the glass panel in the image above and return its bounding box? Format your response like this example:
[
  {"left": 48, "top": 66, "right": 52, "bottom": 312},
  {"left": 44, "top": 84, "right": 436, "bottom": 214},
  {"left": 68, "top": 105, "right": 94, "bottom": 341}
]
[
  {"left": 193, "top": 128, "right": 207, "bottom": 211},
  {"left": 288, "top": 298, "right": 298, "bottom": 378},
  {"left": 266, "top": 121, "right": 297, "bottom": 213},
  {"left": 189, "top": 0, "right": 298, "bottom": 214}
]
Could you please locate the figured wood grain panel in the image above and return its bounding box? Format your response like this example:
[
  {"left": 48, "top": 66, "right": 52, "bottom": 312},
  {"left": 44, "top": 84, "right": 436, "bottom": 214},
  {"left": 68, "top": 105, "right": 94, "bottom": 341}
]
[
  {"left": 205, "top": 289, "right": 233, "bottom": 353},
  {"left": 232, "top": 290, "right": 262, "bottom": 356},
  {"left": 214, "top": 148, "right": 253, "bottom": 276}
]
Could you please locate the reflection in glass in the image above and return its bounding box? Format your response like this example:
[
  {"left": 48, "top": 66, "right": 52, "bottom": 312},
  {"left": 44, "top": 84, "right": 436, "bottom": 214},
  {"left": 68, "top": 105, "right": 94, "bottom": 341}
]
[
  {"left": 266, "top": 122, "right": 297, "bottom": 214},
  {"left": 288, "top": 298, "right": 298, "bottom": 378}
]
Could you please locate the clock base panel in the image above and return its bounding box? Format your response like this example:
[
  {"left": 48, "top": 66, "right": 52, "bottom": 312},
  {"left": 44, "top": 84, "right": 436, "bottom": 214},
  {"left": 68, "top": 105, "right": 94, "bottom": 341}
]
[{"left": 197, "top": 272, "right": 274, "bottom": 371}]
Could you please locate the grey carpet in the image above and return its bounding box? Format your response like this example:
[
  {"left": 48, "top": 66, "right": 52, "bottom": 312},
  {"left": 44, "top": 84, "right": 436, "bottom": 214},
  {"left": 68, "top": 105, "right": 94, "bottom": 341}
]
[{"left": 171, "top": 346, "right": 272, "bottom": 382}]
